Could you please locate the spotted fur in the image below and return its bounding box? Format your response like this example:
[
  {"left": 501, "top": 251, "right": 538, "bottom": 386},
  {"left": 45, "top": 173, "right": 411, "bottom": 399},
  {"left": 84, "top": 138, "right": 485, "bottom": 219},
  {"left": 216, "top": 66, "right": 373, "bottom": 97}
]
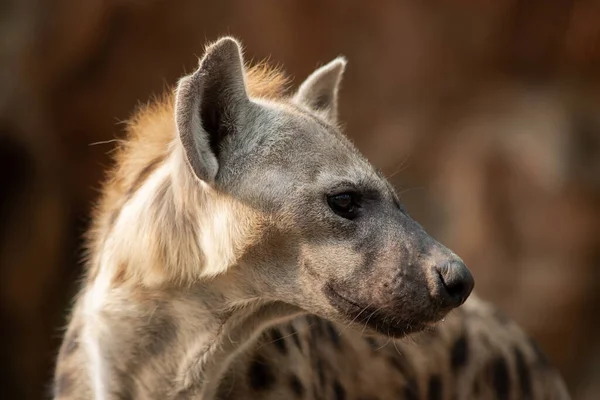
[{"left": 53, "top": 37, "right": 570, "bottom": 400}]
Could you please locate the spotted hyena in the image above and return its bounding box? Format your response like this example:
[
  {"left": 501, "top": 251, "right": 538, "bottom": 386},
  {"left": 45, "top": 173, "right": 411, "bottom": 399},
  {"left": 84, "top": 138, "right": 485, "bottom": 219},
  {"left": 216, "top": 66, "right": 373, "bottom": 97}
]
[{"left": 53, "top": 37, "right": 570, "bottom": 399}]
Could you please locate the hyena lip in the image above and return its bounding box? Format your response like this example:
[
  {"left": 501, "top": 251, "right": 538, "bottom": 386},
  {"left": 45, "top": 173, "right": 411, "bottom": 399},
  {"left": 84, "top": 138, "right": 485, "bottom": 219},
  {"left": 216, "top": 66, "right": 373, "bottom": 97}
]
[
  {"left": 324, "top": 283, "right": 365, "bottom": 310},
  {"left": 323, "top": 283, "right": 427, "bottom": 338}
]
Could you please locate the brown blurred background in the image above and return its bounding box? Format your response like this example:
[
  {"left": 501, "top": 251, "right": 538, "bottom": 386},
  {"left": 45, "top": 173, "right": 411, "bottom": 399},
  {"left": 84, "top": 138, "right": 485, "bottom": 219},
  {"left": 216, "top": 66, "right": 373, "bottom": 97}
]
[{"left": 1, "top": 0, "right": 599, "bottom": 399}]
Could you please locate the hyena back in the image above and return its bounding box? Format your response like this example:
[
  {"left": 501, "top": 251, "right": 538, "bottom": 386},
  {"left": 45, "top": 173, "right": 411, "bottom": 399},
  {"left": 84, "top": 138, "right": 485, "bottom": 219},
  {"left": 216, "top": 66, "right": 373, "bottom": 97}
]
[{"left": 53, "top": 37, "right": 569, "bottom": 399}]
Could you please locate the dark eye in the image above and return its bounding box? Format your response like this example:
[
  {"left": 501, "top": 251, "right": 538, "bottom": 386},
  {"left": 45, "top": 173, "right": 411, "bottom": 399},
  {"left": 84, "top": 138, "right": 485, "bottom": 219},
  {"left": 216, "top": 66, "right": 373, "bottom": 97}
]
[{"left": 327, "top": 193, "right": 360, "bottom": 220}]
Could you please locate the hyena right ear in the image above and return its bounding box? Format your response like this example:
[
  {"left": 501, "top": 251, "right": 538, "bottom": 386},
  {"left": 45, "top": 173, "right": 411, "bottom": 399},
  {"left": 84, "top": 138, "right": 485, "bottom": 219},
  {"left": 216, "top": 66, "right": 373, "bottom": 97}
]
[
  {"left": 175, "top": 37, "right": 250, "bottom": 183},
  {"left": 293, "top": 57, "right": 347, "bottom": 123}
]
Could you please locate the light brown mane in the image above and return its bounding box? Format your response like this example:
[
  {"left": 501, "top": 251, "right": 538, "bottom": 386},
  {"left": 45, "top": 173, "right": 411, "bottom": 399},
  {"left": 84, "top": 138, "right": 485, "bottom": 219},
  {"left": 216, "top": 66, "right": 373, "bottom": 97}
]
[{"left": 85, "top": 63, "right": 289, "bottom": 280}]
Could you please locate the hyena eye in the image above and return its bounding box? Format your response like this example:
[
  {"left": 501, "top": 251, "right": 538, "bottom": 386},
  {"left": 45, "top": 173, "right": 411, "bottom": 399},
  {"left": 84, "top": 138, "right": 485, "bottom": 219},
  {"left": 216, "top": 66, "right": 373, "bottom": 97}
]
[{"left": 327, "top": 193, "right": 360, "bottom": 220}]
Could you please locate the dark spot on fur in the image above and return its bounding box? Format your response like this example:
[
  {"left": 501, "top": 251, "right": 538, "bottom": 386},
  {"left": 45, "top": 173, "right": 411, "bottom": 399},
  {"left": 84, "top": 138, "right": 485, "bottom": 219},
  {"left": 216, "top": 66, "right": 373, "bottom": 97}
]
[
  {"left": 428, "top": 375, "right": 442, "bottom": 400},
  {"left": 312, "top": 385, "right": 324, "bottom": 400},
  {"left": 491, "top": 357, "right": 510, "bottom": 400},
  {"left": 514, "top": 347, "right": 532, "bottom": 398},
  {"left": 325, "top": 321, "right": 341, "bottom": 349},
  {"left": 54, "top": 373, "right": 72, "bottom": 397},
  {"left": 528, "top": 337, "right": 549, "bottom": 367},
  {"left": 248, "top": 356, "right": 276, "bottom": 391},
  {"left": 308, "top": 330, "right": 319, "bottom": 347},
  {"left": 404, "top": 378, "right": 419, "bottom": 400},
  {"left": 308, "top": 315, "right": 324, "bottom": 341},
  {"left": 145, "top": 313, "right": 177, "bottom": 356},
  {"left": 332, "top": 380, "right": 346, "bottom": 400},
  {"left": 289, "top": 374, "right": 305, "bottom": 397},
  {"left": 316, "top": 357, "right": 326, "bottom": 387},
  {"left": 306, "top": 314, "right": 319, "bottom": 325},
  {"left": 103, "top": 311, "right": 175, "bottom": 400},
  {"left": 472, "top": 379, "right": 481, "bottom": 396},
  {"left": 365, "top": 336, "right": 378, "bottom": 350},
  {"left": 473, "top": 378, "right": 481, "bottom": 397},
  {"left": 450, "top": 334, "right": 469, "bottom": 371},
  {"left": 289, "top": 325, "right": 303, "bottom": 351},
  {"left": 270, "top": 328, "right": 288, "bottom": 354},
  {"left": 387, "top": 355, "right": 410, "bottom": 375},
  {"left": 115, "top": 373, "right": 137, "bottom": 400},
  {"left": 318, "top": 317, "right": 329, "bottom": 335}
]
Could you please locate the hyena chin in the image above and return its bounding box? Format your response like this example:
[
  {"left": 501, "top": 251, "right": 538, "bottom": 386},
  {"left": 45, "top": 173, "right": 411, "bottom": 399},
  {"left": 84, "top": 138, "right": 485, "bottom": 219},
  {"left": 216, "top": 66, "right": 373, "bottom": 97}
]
[{"left": 54, "top": 37, "right": 480, "bottom": 399}]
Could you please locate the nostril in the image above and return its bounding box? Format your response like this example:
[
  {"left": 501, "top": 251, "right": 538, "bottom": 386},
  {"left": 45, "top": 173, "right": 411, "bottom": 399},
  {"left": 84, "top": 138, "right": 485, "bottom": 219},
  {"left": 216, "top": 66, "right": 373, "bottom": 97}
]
[
  {"left": 445, "top": 278, "right": 466, "bottom": 299},
  {"left": 436, "top": 260, "right": 475, "bottom": 307}
]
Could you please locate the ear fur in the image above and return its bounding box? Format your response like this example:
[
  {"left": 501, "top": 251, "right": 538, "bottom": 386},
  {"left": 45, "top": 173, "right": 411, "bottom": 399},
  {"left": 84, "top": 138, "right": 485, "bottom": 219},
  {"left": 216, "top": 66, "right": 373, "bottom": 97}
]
[
  {"left": 293, "top": 57, "right": 347, "bottom": 123},
  {"left": 175, "top": 37, "right": 250, "bottom": 183}
]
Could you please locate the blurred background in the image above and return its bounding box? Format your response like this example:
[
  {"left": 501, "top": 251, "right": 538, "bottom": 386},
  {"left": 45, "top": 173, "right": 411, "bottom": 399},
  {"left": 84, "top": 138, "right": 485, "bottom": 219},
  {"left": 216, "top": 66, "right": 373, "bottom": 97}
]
[{"left": 0, "top": 0, "right": 599, "bottom": 399}]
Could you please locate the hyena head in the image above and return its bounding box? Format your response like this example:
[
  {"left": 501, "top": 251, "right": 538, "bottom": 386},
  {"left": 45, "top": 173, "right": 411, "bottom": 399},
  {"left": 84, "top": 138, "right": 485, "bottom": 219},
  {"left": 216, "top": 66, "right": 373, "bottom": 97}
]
[{"left": 174, "top": 37, "right": 474, "bottom": 337}]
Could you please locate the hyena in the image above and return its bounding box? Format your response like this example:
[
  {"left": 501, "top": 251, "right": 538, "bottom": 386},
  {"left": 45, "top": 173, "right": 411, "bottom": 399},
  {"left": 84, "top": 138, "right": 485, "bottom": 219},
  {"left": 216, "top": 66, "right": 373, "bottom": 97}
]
[{"left": 53, "top": 37, "right": 570, "bottom": 400}]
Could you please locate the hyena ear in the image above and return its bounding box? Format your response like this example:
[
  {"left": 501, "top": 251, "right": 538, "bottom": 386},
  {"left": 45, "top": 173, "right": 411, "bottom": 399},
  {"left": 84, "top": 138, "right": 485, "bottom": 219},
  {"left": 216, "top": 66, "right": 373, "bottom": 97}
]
[
  {"left": 175, "top": 37, "right": 250, "bottom": 183},
  {"left": 293, "top": 57, "right": 347, "bottom": 123}
]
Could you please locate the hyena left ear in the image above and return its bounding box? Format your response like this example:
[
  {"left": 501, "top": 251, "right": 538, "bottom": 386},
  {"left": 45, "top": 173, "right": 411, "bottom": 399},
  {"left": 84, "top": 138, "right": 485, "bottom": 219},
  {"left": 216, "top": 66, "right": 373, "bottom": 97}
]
[
  {"left": 293, "top": 57, "right": 347, "bottom": 123},
  {"left": 175, "top": 37, "right": 250, "bottom": 183}
]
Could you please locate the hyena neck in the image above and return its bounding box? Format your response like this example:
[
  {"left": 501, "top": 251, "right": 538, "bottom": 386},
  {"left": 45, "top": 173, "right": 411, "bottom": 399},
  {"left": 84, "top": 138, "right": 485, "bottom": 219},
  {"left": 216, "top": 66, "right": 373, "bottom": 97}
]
[
  {"left": 82, "top": 151, "right": 302, "bottom": 398},
  {"left": 173, "top": 293, "right": 303, "bottom": 398},
  {"left": 81, "top": 275, "right": 300, "bottom": 398}
]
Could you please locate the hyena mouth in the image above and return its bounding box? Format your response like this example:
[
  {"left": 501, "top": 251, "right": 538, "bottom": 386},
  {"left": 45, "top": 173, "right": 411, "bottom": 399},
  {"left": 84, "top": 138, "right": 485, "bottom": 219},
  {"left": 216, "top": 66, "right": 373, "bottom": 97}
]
[{"left": 323, "top": 283, "right": 429, "bottom": 338}]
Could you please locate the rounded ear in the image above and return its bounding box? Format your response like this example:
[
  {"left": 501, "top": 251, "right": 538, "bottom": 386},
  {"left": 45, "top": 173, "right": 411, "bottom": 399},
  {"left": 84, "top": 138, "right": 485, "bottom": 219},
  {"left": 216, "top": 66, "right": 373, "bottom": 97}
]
[
  {"left": 174, "top": 37, "right": 250, "bottom": 183},
  {"left": 293, "top": 57, "right": 347, "bottom": 123}
]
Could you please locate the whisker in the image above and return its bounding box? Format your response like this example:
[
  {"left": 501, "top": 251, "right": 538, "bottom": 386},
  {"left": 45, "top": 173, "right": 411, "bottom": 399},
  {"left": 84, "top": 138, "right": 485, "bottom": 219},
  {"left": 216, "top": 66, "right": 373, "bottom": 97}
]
[
  {"left": 375, "top": 336, "right": 391, "bottom": 351},
  {"left": 397, "top": 186, "right": 425, "bottom": 197},
  {"left": 339, "top": 302, "right": 373, "bottom": 336},
  {"left": 392, "top": 336, "right": 404, "bottom": 357},
  {"left": 255, "top": 326, "right": 303, "bottom": 351},
  {"left": 361, "top": 308, "right": 381, "bottom": 334},
  {"left": 88, "top": 139, "right": 123, "bottom": 146},
  {"left": 385, "top": 155, "right": 412, "bottom": 180}
]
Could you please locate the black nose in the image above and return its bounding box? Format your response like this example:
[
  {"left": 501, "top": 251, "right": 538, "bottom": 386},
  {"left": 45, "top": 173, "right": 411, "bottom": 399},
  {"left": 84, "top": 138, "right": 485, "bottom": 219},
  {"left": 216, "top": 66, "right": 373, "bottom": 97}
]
[{"left": 436, "top": 260, "right": 474, "bottom": 308}]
